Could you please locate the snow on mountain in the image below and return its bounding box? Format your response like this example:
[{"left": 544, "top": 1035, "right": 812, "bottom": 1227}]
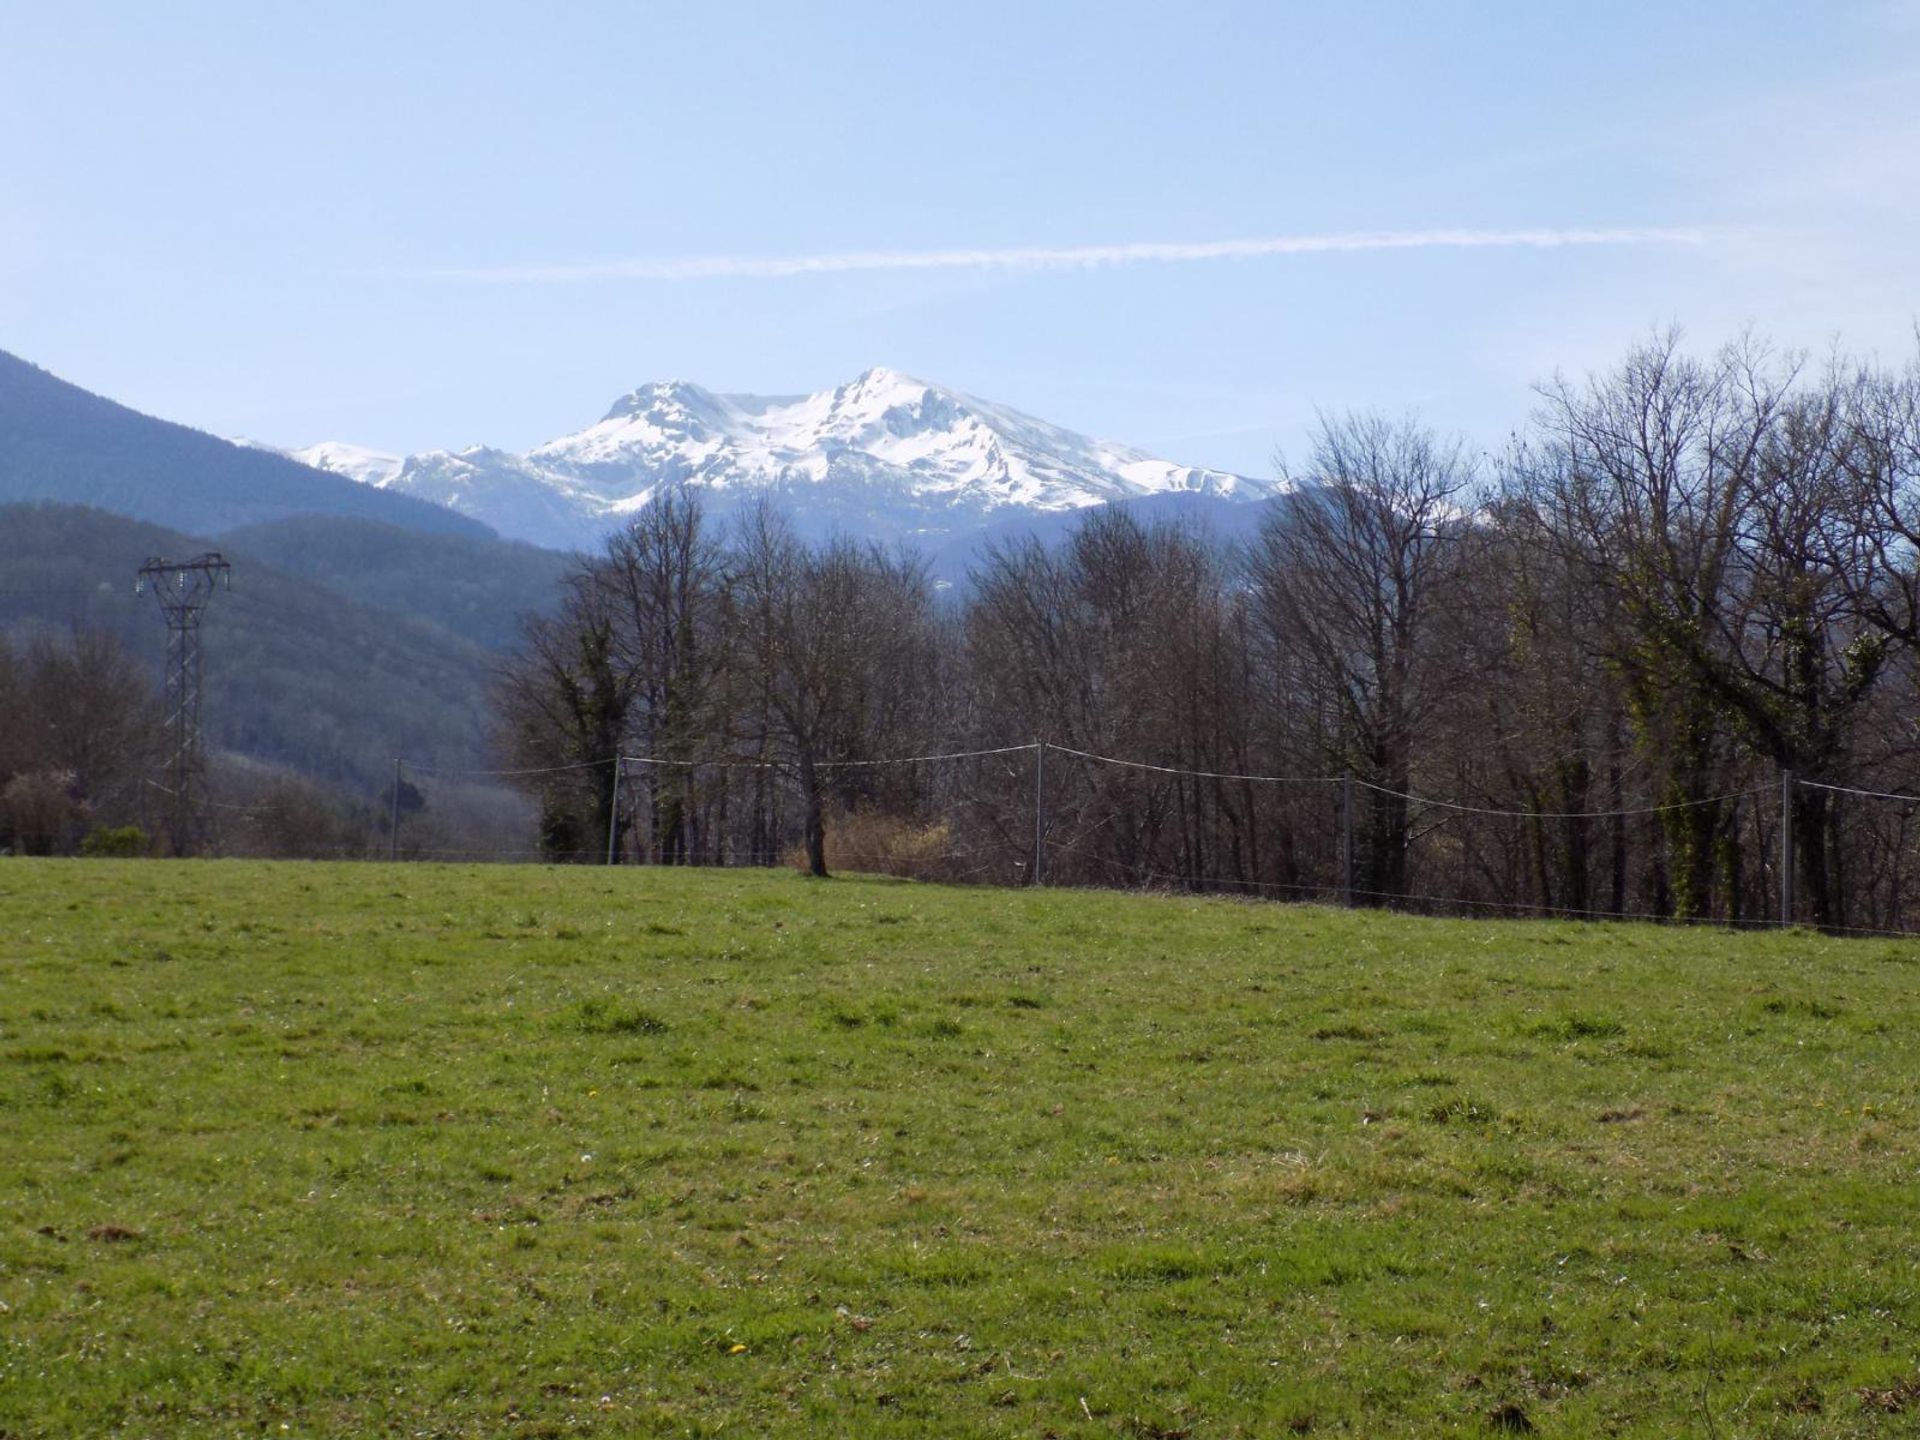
[
  {"left": 234, "top": 437, "right": 406, "bottom": 488},
  {"left": 295, "top": 369, "right": 1276, "bottom": 551},
  {"left": 385, "top": 446, "right": 613, "bottom": 550},
  {"left": 288, "top": 441, "right": 405, "bottom": 489}
]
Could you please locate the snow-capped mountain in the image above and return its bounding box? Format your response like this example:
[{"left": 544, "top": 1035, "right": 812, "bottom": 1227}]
[
  {"left": 300, "top": 368, "right": 1276, "bottom": 551},
  {"left": 287, "top": 441, "right": 405, "bottom": 489}
]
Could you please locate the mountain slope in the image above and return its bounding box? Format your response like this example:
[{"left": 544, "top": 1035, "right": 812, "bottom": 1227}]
[
  {"left": 0, "top": 502, "right": 505, "bottom": 793},
  {"left": 0, "top": 350, "right": 491, "bottom": 539},
  {"left": 325, "top": 368, "right": 1276, "bottom": 549},
  {"left": 219, "top": 514, "right": 572, "bottom": 653}
]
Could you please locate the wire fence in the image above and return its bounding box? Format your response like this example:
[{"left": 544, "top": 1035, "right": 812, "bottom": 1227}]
[{"left": 246, "top": 741, "right": 1920, "bottom": 940}]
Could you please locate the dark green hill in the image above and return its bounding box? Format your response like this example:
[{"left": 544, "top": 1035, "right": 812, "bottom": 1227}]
[
  {"left": 219, "top": 515, "right": 572, "bottom": 652},
  {"left": 0, "top": 503, "right": 503, "bottom": 794},
  {"left": 0, "top": 349, "right": 492, "bottom": 539}
]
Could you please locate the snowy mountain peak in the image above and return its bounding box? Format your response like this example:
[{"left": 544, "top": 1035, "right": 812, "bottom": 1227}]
[
  {"left": 297, "top": 370, "right": 1277, "bottom": 551},
  {"left": 839, "top": 365, "right": 930, "bottom": 402},
  {"left": 235, "top": 438, "right": 406, "bottom": 489},
  {"left": 825, "top": 368, "right": 965, "bottom": 440},
  {"left": 601, "top": 378, "right": 724, "bottom": 425}
]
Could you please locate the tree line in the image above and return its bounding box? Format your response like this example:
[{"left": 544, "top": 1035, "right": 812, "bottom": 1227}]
[{"left": 494, "top": 332, "right": 1920, "bottom": 932}]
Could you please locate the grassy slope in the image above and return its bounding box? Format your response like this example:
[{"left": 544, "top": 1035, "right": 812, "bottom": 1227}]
[{"left": 1, "top": 862, "right": 1917, "bottom": 1438}]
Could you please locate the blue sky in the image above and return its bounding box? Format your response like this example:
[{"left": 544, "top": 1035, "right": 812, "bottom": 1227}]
[{"left": 2, "top": 0, "right": 1917, "bottom": 474}]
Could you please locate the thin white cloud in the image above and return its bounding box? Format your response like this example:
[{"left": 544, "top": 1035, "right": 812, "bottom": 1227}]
[{"left": 429, "top": 227, "right": 1710, "bottom": 284}]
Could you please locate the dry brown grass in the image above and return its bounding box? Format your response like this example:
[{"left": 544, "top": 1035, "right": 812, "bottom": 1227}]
[{"left": 783, "top": 808, "right": 959, "bottom": 880}]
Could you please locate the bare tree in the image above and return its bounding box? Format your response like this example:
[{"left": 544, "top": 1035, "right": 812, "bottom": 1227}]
[
  {"left": 1249, "top": 412, "right": 1477, "bottom": 902},
  {"left": 494, "top": 574, "right": 634, "bottom": 860},
  {"left": 968, "top": 509, "right": 1261, "bottom": 888},
  {"left": 731, "top": 502, "right": 939, "bottom": 876},
  {"left": 1529, "top": 336, "right": 1761, "bottom": 918},
  {"left": 0, "top": 628, "right": 164, "bottom": 854},
  {"left": 597, "top": 484, "right": 726, "bottom": 862},
  {"left": 1707, "top": 361, "right": 1888, "bottom": 923},
  {"left": 1532, "top": 336, "right": 1891, "bottom": 923},
  {"left": 1839, "top": 347, "right": 1920, "bottom": 651}
]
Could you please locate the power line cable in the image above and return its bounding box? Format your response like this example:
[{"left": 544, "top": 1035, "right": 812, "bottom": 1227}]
[
  {"left": 400, "top": 757, "right": 614, "bottom": 778},
  {"left": 1051, "top": 745, "right": 1339, "bottom": 786},
  {"left": 1352, "top": 777, "right": 1769, "bottom": 820},
  {"left": 1798, "top": 779, "right": 1920, "bottom": 804}
]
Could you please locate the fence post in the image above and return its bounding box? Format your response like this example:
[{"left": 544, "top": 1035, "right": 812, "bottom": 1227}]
[
  {"left": 606, "top": 755, "right": 623, "bottom": 866},
  {"left": 1032, "top": 740, "right": 1047, "bottom": 887},
  {"left": 1341, "top": 770, "right": 1355, "bottom": 908},
  {"left": 389, "top": 758, "right": 401, "bottom": 863},
  {"left": 1780, "top": 768, "right": 1793, "bottom": 927}
]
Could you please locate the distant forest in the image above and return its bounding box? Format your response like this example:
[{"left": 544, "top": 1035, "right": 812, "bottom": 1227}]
[
  {"left": 495, "top": 333, "right": 1920, "bottom": 933},
  {"left": 0, "top": 506, "right": 568, "bottom": 857}
]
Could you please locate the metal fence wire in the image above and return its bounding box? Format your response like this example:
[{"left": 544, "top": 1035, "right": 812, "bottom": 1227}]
[{"left": 352, "top": 743, "right": 1920, "bottom": 939}]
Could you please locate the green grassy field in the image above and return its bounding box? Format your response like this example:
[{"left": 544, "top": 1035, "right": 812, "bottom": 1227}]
[{"left": 2, "top": 861, "right": 1917, "bottom": 1437}]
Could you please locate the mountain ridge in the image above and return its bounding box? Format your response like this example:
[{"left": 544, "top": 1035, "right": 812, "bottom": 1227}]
[
  {"left": 290, "top": 368, "right": 1279, "bottom": 550},
  {"left": 0, "top": 349, "right": 495, "bottom": 540}
]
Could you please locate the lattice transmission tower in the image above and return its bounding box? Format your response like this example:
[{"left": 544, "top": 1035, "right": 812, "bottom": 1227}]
[{"left": 136, "top": 553, "right": 231, "bottom": 853}]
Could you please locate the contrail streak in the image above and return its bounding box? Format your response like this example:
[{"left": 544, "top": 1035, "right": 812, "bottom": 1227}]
[{"left": 428, "top": 226, "right": 1710, "bottom": 284}]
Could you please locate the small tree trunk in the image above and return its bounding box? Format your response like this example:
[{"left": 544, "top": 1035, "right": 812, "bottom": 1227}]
[
  {"left": 1559, "top": 751, "right": 1591, "bottom": 916},
  {"left": 1720, "top": 799, "right": 1744, "bottom": 927},
  {"left": 799, "top": 751, "right": 828, "bottom": 878},
  {"left": 1793, "top": 782, "right": 1832, "bottom": 929},
  {"left": 1606, "top": 709, "right": 1628, "bottom": 916},
  {"left": 1526, "top": 807, "right": 1553, "bottom": 912}
]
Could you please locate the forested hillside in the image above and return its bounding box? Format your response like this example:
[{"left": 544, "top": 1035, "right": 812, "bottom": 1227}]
[
  {"left": 219, "top": 515, "right": 573, "bottom": 652},
  {"left": 0, "top": 504, "right": 506, "bottom": 793}
]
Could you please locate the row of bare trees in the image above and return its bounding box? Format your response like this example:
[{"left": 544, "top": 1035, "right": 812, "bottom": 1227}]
[
  {"left": 495, "top": 495, "right": 947, "bottom": 875},
  {"left": 496, "top": 333, "right": 1920, "bottom": 931}
]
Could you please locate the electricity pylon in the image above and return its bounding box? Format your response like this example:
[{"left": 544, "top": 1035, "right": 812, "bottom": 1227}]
[{"left": 136, "top": 553, "right": 231, "bottom": 854}]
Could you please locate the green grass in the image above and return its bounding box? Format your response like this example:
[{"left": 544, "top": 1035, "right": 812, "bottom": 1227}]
[{"left": 2, "top": 861, "right": 1918, "bottom": 1437}]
